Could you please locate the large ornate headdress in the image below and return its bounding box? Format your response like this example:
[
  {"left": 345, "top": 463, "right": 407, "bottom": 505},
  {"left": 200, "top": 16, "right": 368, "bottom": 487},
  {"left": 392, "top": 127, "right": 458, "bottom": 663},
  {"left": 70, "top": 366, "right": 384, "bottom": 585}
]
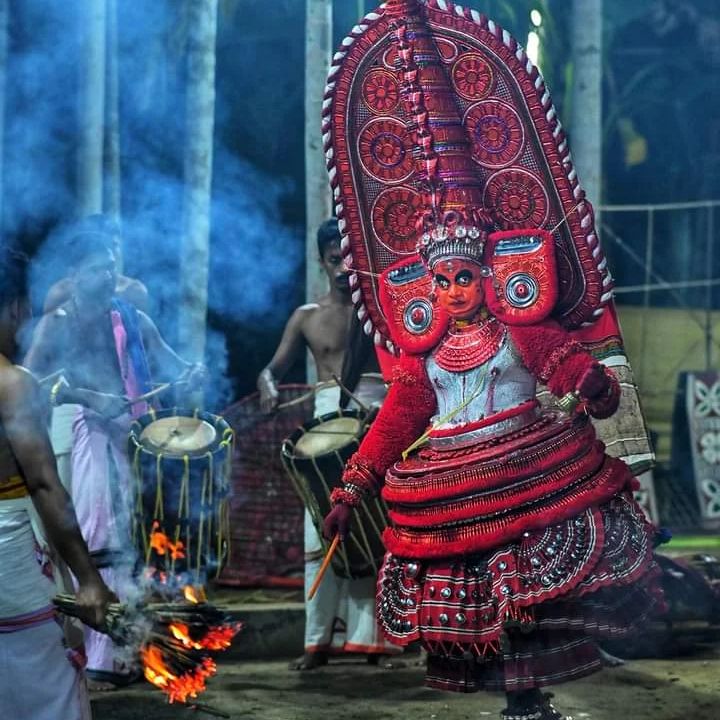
[{"left": 323, "top": 0, "right": 612, "bottom": 351}]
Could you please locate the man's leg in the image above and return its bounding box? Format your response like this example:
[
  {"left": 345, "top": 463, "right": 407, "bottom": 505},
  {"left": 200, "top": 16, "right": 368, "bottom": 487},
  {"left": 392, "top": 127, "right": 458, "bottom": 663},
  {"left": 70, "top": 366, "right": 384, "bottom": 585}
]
[
  {"left": 0, "top": 620, "right": 91, "bottom": 720},
  {"left": 291, "top": 510, "right": 343, "bottom": 670}
]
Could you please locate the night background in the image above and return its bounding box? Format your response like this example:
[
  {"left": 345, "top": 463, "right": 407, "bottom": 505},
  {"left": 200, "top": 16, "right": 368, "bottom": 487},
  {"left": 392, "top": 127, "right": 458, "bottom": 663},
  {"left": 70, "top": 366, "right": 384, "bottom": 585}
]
[{"left": 2, "top": 0, "right": 717, "bottom": 408}]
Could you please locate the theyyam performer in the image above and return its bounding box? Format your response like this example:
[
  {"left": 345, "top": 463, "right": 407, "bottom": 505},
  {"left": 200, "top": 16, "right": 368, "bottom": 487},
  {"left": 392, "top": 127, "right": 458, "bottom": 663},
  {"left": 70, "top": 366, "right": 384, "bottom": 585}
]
[{"left": 322, "top": 2, "right": 664, "bottom": 719}]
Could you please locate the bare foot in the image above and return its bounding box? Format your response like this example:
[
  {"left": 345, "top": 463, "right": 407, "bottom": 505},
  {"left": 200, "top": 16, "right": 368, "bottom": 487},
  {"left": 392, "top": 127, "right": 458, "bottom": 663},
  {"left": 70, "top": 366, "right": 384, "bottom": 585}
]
[
  {"left": 288, "top": 651, "right": 328, "bottom": 671},
  {"left": 413, "top": 648, "right": 428, "bottom": 667},
  {"left": 599, "top": 647, "right": 626, "bottom": 667},
  {"left": 367, "top": 654, "right": 406, "bottom": 669},
  {"left": 87, "top": 678, "right": 117, "bottom": 692}
]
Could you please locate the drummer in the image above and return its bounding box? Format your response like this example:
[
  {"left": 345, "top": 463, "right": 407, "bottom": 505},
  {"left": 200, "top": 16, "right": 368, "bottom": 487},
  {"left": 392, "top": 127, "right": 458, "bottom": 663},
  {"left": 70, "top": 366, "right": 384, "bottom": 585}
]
[
  {"left": 24, "top": 227, "right": 205, "bottom": 690},
  {"left": 258, "top": 218, "right": 399, "bottom": 670}
]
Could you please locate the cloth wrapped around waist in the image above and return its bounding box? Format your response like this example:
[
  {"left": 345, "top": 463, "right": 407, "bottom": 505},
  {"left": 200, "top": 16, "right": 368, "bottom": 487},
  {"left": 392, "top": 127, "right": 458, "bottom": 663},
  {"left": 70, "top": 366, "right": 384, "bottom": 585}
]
[
  {"left": 0, "top": 474, "right": 28, "bottom": 500},
  {"left": 382, "top": 412, "right": 633, "bottom": 559},
  {"left": 0, "top": 498, "right": 55, "bottom": 621}
]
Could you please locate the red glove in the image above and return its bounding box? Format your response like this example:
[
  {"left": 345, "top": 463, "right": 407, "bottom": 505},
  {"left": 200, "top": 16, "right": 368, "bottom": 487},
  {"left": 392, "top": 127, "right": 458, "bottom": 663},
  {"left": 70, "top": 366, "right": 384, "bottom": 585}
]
[
  {"left": 576, "top": 363, "right": 611, "bottom": 401},
  {"left": 322, "top": 504, "right": 352, "bottom": 541}
]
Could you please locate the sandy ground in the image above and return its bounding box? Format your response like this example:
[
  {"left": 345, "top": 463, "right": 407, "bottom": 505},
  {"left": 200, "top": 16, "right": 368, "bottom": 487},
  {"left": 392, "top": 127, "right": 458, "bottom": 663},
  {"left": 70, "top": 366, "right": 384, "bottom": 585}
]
[{"left": 91, "top": 642, "right": 720, "bottom": 720}]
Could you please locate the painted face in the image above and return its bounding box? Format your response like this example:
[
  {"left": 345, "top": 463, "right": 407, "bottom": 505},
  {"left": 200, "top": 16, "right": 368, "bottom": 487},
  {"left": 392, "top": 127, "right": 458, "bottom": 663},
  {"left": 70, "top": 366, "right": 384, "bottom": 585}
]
[
  {"left": 320, "top": 241, "right": 350, "bottom": 293},
  {"left": 433, "top": 258, "right": 485, "bottom": 320}
]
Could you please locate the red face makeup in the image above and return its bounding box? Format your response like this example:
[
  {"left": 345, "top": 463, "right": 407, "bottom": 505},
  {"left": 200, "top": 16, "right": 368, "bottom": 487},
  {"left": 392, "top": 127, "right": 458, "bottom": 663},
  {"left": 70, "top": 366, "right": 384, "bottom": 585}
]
[{"left": 433, "top": 258, "right": 485, "bottom": 320}]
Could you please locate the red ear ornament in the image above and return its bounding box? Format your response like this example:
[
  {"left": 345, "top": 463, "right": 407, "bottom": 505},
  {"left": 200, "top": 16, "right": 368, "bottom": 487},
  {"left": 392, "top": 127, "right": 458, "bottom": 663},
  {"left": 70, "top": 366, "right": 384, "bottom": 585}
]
[
  {"left": 378, "top": 256, "right": 449, "bottom": 355},
  {"left": 483, "top": 229, "right": 558, "bottom": 325}
]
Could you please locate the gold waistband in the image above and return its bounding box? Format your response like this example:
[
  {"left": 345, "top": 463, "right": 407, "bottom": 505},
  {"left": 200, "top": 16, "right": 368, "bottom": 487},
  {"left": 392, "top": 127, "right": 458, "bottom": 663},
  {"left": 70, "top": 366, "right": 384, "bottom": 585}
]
[{"left": 0, "top": 475, "right": 28, "bottom": 500}]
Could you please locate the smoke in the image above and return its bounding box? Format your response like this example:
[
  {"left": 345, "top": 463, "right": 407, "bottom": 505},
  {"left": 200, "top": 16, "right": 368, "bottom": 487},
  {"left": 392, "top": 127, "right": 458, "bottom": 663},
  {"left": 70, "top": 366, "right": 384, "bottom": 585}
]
[{"left": 4, "top": 0, "right": 303, "bottom": 411}]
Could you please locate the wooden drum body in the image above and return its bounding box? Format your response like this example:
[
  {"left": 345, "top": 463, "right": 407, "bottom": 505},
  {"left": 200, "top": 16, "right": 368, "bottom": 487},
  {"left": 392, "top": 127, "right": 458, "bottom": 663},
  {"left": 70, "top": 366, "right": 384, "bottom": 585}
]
[
  {"left": 129, "top": 407, "right": 233, "bottom": 580},
  {"left": 281, "top": 409, "right": 388, "bottom": 579}
]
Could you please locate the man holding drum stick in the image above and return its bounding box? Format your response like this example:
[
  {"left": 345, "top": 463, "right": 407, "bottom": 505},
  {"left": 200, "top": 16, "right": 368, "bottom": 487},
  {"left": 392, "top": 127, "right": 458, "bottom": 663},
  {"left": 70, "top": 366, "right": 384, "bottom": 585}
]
[
  {"left": 258, "top": 218, "right": 398, "bottom": 671},
  {"left": 24, "top": 227, "right": 205, "bottom": 690}
]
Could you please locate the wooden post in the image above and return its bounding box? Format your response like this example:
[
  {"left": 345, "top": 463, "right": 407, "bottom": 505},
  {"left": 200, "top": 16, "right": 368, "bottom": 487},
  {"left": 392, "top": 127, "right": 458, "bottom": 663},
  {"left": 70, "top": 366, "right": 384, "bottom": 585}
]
[
  {"left": 105, "top": 0, "right": 122, "bottom": 265},
  {"left": 0, "top": 0, "right": 8, "bottom": 227},
  {"left": 178, "top": 0, "right": 218, "bottom": 367},
  {"left": 77, "top": 0, "right": 107, "bottom": 216},
  {"left": 570, "top": 0, "right": 603, "bottom": 210},
  {"left": 305, "top": 0, "right": 333, "bottom": 382}
]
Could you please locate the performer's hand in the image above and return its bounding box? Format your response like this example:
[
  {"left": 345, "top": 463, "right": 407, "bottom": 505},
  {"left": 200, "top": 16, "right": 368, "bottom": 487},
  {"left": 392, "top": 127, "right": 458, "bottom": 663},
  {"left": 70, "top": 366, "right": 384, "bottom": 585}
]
[
  {"left": 74, "top": 580, "right": 118, "bottom": 632},
  {"left": 323, "top": 503, "right": 352, "bottom": 541},
  {"left": 576, "top": 364, "right": 611, "bottom": 401},
  {"left": 83, "top": 390, "right": 130, "bottom": 418}
]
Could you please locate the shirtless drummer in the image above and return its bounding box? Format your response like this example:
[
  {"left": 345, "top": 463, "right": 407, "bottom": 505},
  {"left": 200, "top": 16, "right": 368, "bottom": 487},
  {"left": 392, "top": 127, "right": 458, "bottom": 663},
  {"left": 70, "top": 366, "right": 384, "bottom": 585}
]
[{"left": 257, "top": 218, "right": 398, "bottom": 670}]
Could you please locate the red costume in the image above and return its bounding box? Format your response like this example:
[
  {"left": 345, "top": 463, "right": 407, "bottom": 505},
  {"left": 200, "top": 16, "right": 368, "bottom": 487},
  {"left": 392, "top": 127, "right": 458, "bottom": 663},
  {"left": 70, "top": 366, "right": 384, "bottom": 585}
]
[{"left": 322, "top": 1, "right": 663, "bottom": 716}]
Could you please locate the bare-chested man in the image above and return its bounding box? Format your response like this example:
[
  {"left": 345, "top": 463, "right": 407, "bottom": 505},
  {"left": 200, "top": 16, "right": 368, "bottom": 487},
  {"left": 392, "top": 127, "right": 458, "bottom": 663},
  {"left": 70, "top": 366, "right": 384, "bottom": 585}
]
[
  {"left": 24, "top": 229, "right": 203, "bottom": 690},
  {"left": 42, "top": 214, "right": 149, "bottom": 315},
  {"left": 0, "top": 247, "right": 114, "bottom": 719},
  {"left": 258, "top": 219, "right": 398, "bottom": 670}
]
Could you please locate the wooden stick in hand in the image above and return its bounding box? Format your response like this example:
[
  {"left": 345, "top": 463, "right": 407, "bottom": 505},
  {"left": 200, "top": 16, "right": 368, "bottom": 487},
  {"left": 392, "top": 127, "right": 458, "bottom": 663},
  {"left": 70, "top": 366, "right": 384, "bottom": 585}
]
[{"left": 307, "top": 534, "right": 341, "bottom": 601}]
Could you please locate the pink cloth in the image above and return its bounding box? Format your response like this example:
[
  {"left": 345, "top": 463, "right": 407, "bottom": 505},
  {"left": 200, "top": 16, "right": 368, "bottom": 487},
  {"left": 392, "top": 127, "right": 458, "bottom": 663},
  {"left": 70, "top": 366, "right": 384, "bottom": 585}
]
[{"left": 110, "top": 310, "right": 149, "bottom": 419}]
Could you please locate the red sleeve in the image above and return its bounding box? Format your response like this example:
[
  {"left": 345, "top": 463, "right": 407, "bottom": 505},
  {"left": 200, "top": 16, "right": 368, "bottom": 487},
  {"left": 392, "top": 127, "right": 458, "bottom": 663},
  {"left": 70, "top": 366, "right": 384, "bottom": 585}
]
[
  {"left": 508, "top": 320, "right": 620, "bottom": 418},
  {"left": 339, "top": 353, "right": 436, "bottom": 497}
]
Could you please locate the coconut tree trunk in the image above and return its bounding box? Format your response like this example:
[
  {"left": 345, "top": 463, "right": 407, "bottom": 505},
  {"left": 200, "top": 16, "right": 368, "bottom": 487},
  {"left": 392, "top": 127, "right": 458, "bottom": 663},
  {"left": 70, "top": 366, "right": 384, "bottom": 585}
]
[
  {"left": 178, "top": 0, "right": 218, "bottom": 366},
  {"left": 77, "top": 0, "right": 107, "bottom": 216},
  {"left": 305, "top": 0, "right": 333, "bottom": 382},
  {"left": 570, "top": 0, "right": 602, "bottom": 208},
  {"left": 0, "top": 0, "right": 8, "bottom": 228},
  {"left": 105, "top": 0, "right": 122, "bottom": 255}
]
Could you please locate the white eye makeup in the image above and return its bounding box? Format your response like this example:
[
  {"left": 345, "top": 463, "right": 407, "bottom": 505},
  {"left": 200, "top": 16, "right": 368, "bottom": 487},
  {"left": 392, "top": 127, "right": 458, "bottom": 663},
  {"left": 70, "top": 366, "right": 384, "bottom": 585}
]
[
  {"left": 456, "top": 270, "right": 474, "bottom": 287},
  {"left": 435, "top": 274, "right": 450, "bottom": 289}
]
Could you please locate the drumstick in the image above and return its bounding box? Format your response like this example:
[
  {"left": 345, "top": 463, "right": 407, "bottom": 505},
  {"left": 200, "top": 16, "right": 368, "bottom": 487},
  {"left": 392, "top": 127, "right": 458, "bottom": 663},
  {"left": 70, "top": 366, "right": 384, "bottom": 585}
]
[
  {"left": 130, "top": 379, "right": 189, "bottom": 405},
  {"left": 307, "top": 533, "right": 341, "bottom": 601},
  {"left": 276, "top": 380, "right": 338, "bottom": 410}
]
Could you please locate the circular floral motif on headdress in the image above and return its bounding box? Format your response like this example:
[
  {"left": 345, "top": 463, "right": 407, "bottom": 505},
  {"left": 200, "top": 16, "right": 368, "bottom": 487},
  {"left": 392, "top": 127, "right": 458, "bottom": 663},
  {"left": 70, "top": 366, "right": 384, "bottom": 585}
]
[
  {"left": 483, "top": 169, "right": 549, "bottom": 229},
  {"left": 358, "top": 118, "right": 415, "bottom": 183},
  {"left": 371, "top": 187, "right": 423, "bottom": 254},
  {"left": 362, "top": 69, "right": 400, "bottom": 115},
  {"left": 452, "top": 53, "right": 495, "bottom": 101},
  {"left": 464, "top": 100, "right": 524, "bottom": 168}
]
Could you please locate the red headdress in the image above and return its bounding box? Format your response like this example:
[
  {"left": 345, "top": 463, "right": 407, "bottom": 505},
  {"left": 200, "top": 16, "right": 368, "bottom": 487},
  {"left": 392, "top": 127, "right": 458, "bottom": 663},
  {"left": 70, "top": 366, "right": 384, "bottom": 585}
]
[{"left": 322, "top": 0, "right": 612, "bottom": 353}]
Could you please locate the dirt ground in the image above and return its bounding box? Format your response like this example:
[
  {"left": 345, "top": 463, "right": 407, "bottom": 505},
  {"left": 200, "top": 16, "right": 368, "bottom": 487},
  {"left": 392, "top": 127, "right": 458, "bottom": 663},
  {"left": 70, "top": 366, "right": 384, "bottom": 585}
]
[{"left": 91, "top": 642, "right": 720, "bottom": 720}]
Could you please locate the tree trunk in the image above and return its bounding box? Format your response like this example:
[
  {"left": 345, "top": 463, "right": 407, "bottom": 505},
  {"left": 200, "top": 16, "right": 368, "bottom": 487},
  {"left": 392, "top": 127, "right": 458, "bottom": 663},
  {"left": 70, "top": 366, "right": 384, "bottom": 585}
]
[
  {"left": 77, "top": 0, "right": 107, "bottom": 216},
  {"left": 105, "top": 0, "right": 122, "bottom": 258},
  {"left": 178, "top": 0, "right": 218, "bottom": 367},
  {"left": 305, "top": 0, "right": 333, "bottom": 382},
  {"left": 0, "top": 0, "right": 8, "bottom": 228},
  {"left": 570, "top": 0, "right": 602, "bottom": 208}
]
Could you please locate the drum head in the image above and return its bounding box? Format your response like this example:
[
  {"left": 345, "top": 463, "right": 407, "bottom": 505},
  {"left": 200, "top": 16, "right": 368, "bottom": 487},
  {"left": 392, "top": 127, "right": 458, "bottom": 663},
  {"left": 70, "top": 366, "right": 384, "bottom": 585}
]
[
  {"left": 293, "top": 416, "right": 363, "bottom": 458},
  {"left": 139, "top": 416, "right": 218, "bottom": 455}
]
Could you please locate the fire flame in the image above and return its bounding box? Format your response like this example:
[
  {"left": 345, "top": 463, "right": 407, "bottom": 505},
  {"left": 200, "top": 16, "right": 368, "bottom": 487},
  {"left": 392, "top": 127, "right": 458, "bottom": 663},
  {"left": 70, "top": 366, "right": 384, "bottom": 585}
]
[
  {"left": 169, "top": 623, "right": 203, "bottom": 650},
  {"left": 141, "top": 645, "right": 217, "bottom": 704},
  {"left": 149, "top": 522, "right": 186, "bottom": 560},
  {"left": 198, "top": 624, "right": 241, "bottom": 651},
  {"left": 183, "top": 585, "right": 207, "bottom": 604}
]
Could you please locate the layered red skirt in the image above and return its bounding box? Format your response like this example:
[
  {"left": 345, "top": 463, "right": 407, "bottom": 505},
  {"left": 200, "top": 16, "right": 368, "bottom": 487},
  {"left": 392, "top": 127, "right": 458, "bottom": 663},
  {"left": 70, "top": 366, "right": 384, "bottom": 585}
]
[{"left": 375, "top": 411, "right": 663, "bottom": 692}]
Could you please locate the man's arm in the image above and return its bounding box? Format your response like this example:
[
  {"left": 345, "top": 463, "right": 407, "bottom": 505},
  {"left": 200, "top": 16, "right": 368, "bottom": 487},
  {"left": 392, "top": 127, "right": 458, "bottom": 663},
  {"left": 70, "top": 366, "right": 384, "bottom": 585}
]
[
  {"left": 0, "top": 362, "right": 114, "bottom": 628},
  {"left": 24, "top": 314, "right": 128, "bottom": 417},
  {"left": 137, "top": 310, "right": 193, "bottom": 381},
  {"left": 42, "top": 278, "right": 74, "bottom": 315},
  {"left": 257, "top": 306, "right": 309, "bottom": 413}
]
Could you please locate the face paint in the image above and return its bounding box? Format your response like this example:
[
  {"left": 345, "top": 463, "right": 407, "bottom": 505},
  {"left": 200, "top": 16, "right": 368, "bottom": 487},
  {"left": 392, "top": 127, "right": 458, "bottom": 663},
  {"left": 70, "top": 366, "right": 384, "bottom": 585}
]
[{"left": 432, "top": 258, "right": 485, "bottom": 320}]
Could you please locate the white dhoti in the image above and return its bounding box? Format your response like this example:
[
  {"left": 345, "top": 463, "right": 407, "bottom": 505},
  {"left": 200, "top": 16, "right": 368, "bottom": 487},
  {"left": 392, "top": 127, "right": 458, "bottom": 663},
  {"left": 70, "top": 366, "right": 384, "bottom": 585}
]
[
  {"left": 303, "top": 378, "right": 399, "bottom": 655},
  {"left": 0, "top": 498, "right": 91, "bottom": 720},
  {"left": 70, "top": 409, "right": 136, "bottom": 677}
]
